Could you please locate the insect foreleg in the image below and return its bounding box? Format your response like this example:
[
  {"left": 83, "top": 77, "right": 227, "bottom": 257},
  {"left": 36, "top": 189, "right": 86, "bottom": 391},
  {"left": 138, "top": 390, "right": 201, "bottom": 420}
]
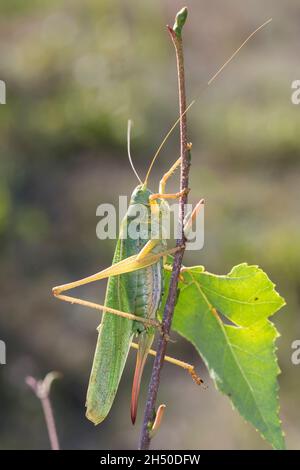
[
  {"left": 149, "top": 187, "right": 189, "bottom": 203},
  {"left": 158, "top": 143, "right": 192, "bottom": 194},
  {"left": 159, "top": 157, "right": 181, "bottom": 194}
]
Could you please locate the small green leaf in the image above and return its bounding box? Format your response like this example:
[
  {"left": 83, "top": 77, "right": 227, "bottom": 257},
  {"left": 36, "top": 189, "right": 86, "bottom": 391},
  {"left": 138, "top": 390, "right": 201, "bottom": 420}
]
[
  {"left": 173, "top": 7, "right": 188, "bottom": 38},
  {"left": 162, "top": 262, "right": 286, "bottom": 449}
]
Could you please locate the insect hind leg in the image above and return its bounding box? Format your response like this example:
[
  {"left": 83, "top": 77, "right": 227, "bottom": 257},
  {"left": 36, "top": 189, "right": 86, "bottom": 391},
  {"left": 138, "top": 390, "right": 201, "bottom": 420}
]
[{"left": 53, "top": 292, "right": 161, "bottom": 330}]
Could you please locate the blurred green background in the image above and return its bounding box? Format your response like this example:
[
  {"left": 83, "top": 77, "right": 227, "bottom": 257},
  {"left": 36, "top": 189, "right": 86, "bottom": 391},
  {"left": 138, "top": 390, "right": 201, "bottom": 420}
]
[{"left": 0, "top": 0, "right": 299, "bottom": 450}]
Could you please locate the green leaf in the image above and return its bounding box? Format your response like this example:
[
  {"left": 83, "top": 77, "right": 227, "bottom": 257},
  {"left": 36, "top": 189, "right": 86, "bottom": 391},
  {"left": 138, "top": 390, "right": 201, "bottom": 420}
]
[{"left": 161, "top": 262, "right": 286, "bottom": 449}]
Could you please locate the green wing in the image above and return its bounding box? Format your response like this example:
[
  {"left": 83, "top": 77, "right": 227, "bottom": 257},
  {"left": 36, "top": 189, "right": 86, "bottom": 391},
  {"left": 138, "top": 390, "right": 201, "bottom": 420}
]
[{"left": 86, "top": 236, "right": 139, "bottom": 425}]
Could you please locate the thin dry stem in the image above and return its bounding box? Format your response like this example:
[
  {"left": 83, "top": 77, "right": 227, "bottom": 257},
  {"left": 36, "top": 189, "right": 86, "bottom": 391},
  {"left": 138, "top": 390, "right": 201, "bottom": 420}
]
[
  {"left": 26, "top": 372, "right": 61, "bottom": 450},
  {"left": 139, "top": 8, "right": 190, "bottom": 449}
]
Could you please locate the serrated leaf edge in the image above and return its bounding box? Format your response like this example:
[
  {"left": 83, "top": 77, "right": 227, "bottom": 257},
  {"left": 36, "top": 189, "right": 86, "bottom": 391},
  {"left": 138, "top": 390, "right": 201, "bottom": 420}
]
[{"left": 173, "top": 264, "right": 286, "bottom": 449}]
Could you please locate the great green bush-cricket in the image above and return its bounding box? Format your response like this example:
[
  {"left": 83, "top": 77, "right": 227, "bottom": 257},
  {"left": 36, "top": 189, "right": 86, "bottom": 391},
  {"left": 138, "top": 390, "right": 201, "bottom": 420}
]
[
  {"left": 52, "top": 120, "right": 202, "bottom": 425},
  {"left": 52, "top": 17, "right": 270, "bottom": 426}
]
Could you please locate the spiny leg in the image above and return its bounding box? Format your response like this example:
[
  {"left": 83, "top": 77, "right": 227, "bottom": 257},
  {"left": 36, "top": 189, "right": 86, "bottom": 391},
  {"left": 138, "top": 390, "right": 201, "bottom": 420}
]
[
  {"left": 138, "top": 160, "right": 189, "bottom": 262},
  {"left": 52, "top": 246, "right": 183, "bottom": 330},
  {"left": 52, "top": 246, "right": 182, "bottom": 296},
  {"left": 53, "top": 293, "right": 161, "bottom": 329},
  {"left": 54, "top": 301, "right": 202, "bottom": 388},
  {"left": 147, "top": 188, "right": 189, "bottom": 243},
  {"left": 151, "top": 144, "right": 192, "bottom": 201},
  {"left": 136, "top": 239, "right": 160, "bottom": 262},
  {"left": 184, "top": 198, "right": 205, "bottom": 238},
  {"left": 158, "top": 144, "right": 192, "bottom": 195},
  {"left": 161, "top": 202, "right": 205, "bottom": 296},
  {"left": 53, "top": 294, "right": 203, "bottom": 383},
  {"left": 130, "top": 342, "right": 204, "bottom": 386},
  {"left": 159, "top": 157, "right": 181, "bottom": 194},
  {"left": 53, "top": 196, "right": 202, "bottom": 297},
  {"left": 149, "top": 187, "right": 189, "bottom": 203}
]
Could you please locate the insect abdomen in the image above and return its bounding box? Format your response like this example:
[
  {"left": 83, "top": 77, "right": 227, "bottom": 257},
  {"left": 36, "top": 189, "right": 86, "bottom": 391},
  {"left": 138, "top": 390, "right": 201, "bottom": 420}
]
[{"left": 134, "top": 239, "right": 165, "bottom": 333}]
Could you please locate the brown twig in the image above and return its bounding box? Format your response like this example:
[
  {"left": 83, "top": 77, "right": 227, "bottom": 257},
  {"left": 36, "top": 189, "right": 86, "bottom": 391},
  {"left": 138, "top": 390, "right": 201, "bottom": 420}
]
[
  {"left": 26, "top": 371, "right": 61, "bottom": 450},
  {"left": 139, "top": 7, "right": 190, "bottom": 450}
]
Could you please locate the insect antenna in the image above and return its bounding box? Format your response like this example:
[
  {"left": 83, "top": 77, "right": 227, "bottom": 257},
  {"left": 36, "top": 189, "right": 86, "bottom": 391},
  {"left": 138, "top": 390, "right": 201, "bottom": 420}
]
[
  {"left": 143, "top": 17, "right": 272, "bottom": 187},
  {"left": 143, "top": 101, "right": 195, "bottom": 187},
  {"left": 207, "top": 18, "right": 272, "bottom": 86},
  {"left": 127, "top": 120, "right": 143, "bottom": 184}
]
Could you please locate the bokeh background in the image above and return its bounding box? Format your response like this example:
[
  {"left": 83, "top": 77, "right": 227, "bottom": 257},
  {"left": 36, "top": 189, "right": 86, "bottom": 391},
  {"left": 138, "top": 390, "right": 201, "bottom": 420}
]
[{"left": 0, "top": 0, "right": 299, "bottom": 450}]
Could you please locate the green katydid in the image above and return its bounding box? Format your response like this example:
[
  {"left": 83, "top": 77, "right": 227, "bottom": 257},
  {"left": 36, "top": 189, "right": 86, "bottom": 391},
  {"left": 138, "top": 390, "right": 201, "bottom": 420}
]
[
  {"left": 52, "top": 117, "right": 203, "bottom": 425},
  {"left": 52, "top": 16, "right": 272, "bottom": 426}
]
